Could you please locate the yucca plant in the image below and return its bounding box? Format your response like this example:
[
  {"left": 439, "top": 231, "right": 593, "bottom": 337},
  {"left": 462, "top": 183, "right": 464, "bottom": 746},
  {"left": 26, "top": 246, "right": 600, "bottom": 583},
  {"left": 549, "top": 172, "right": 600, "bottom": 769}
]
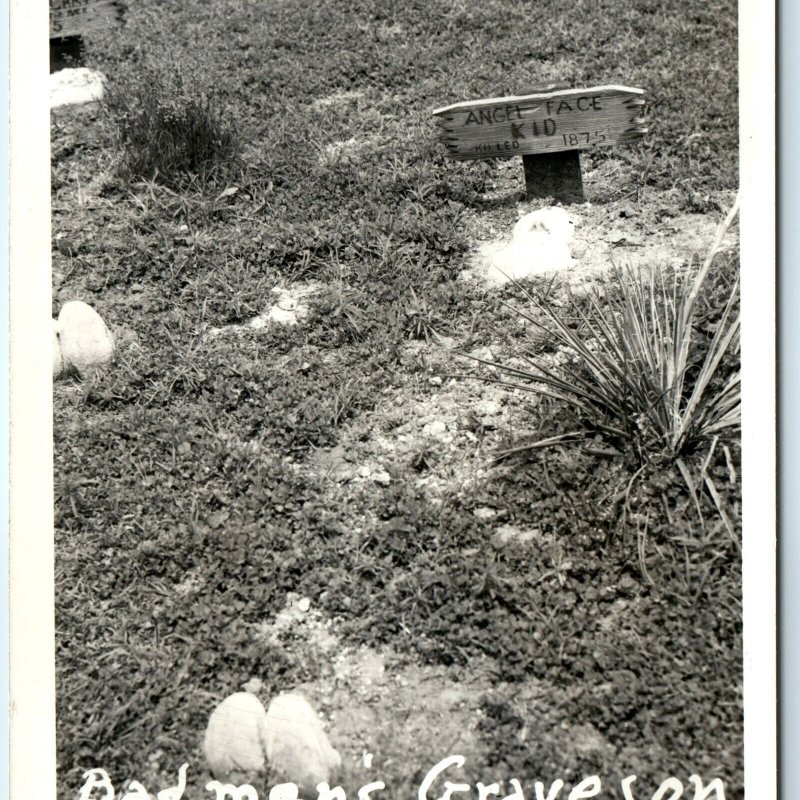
[{"left": 467, "top": 194, "right": 741, "bottom": 462}]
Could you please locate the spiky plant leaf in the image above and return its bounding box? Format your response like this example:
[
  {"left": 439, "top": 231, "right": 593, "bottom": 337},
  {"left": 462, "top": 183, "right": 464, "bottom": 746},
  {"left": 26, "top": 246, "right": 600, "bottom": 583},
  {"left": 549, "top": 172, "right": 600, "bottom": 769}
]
[{"left": 465, "top": 193, "right": 741, "bottom": 460}]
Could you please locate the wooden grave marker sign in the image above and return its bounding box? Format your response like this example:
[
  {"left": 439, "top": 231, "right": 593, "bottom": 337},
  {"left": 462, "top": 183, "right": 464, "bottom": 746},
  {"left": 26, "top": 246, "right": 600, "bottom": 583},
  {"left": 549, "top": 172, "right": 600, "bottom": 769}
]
[
  {"left": 433, "top": 83, "right": 646, "bottom": 204},
  {"left": 50, "top": 0, "right": 126, "bottom": 70},
  {"left": 50, "top": 0, "right": 126, "bottom": 39}
]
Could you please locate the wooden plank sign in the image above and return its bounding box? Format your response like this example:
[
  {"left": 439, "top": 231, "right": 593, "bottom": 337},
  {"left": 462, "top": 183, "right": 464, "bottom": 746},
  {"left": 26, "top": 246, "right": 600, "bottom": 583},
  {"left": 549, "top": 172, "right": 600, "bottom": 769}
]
[
  {"left": 50, "top": 0, "right": 126, "bottom": 39},
  {"left": 433, "top": 85, "right": 646, "bottom": 161}
]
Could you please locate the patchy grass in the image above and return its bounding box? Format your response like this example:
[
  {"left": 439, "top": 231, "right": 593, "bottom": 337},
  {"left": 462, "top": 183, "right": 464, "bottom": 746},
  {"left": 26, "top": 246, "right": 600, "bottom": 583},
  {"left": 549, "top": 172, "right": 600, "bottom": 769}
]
[{"left": 52, "top": 0, "right": 741, "bottom": 798}]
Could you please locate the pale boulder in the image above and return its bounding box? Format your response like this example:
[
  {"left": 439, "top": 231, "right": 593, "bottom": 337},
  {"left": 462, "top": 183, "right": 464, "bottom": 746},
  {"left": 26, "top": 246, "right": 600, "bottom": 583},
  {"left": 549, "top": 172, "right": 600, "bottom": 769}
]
[
  {"left": 53, "top": 320, "right": 64, "bottom": 378},
  {"left": 50, "top": 67, "right": 105, "bottom": 108},
  {"left": 477, "top": 206, "right": 575, "bottom": 285},
  {"left": 511, "top": 206, "right": 574, "bottom": 243},
  {"left": 57, "top": 301, "right": 115, "bottom": 375},
  {"left": 261, "top": 693, "right": 341, "bottom": 793},
  {"left": 203, "top": 691, "right": 270, "bottom": 783}
]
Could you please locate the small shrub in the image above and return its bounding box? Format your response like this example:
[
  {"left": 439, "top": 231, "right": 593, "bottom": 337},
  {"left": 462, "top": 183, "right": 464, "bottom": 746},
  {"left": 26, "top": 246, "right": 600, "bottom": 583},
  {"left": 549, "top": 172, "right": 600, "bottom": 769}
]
[{"left": 103, "top": 59, "right": 239, "bottom": 187}]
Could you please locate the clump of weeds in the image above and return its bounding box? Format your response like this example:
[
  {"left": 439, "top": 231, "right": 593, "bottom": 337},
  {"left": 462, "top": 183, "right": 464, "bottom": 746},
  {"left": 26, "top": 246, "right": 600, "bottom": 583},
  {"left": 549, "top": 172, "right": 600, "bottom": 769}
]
[{"left": 102, "top": 56, "right": 239, "bottom": 188}]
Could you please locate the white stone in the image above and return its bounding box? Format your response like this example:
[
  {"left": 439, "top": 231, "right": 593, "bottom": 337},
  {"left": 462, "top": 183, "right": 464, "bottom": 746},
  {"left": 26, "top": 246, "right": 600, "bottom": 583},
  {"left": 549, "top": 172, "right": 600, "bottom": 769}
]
[
  {"left": 476, "top": 206, "right": 575, "bottom": 286},
  {"left": 422, "top": 420, "right": 447, "bottom": 437},
  {"left": 53, "top": 320, "right": 64, "bottom": 378},
  {"left": 203, "top": 692, "right": 269, "bottom": 781},
  {"left": 607, "top": 229, "right": 626, "bottom": 244},
  {"left": 50, "top": 68, "right": 105, "bottom": 108},
  {"left": 512, "top": 206, "right": 574, "bottom": 241},
  {"left": 373, "top": 470, "right": 391, "bottom": 486},
  {"left": 57, "top": 301, "right": 115, "bottom": 375},
  {"left": 261, "top": 693, "right": 341, "bottom": 792}
]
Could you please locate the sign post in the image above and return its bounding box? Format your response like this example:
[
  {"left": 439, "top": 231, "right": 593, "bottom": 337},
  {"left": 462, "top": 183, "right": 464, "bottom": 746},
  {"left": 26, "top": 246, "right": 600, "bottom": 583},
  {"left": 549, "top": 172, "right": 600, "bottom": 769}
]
[
  {"left": 433, "top": 84, "right": 646, "bottom": 204},
  {"left": 519, "top": 82, "right": 582, "bottom": 203}
]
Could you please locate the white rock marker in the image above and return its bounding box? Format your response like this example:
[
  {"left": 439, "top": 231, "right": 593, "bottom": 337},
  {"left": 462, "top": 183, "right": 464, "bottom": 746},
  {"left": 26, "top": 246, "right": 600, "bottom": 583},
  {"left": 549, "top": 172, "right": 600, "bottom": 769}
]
[
  {"left": 56, "top": 300, "right": 115, "bottom": 376},
  {"left": 477, "top": 206, "right": 575, "bottom": 286},
  {"left": 50, "top": 67, "right": 105, "bottom": 108},
  {"left": 53, "top": 319, "right": 65, "bottom": 378},
  {"left": 261, "top": 693, "right": 341, "bottom": 792},
  {"left": 203, "top": 690, "right": 270, "bottom": 782}
]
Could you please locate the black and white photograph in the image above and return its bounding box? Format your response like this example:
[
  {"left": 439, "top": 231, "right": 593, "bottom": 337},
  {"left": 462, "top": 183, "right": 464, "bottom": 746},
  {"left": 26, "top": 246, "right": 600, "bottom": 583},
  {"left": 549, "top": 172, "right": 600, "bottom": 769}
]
[{"left": 8, "top": 0, "right": 777, "bottom": 797}]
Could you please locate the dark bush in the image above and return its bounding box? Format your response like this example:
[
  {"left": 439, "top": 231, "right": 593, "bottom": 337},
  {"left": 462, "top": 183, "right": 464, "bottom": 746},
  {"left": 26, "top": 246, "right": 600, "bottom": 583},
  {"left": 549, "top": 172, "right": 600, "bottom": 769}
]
[{"left": 103, "top": 59, "right": 239, "bottom": 187}]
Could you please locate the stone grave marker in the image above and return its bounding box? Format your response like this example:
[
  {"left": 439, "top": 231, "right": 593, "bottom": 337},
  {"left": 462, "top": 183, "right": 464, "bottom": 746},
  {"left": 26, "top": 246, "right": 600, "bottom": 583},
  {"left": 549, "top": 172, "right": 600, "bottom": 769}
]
[{"left": 433, "top": 83, "right": 646, "bottom": 203}]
